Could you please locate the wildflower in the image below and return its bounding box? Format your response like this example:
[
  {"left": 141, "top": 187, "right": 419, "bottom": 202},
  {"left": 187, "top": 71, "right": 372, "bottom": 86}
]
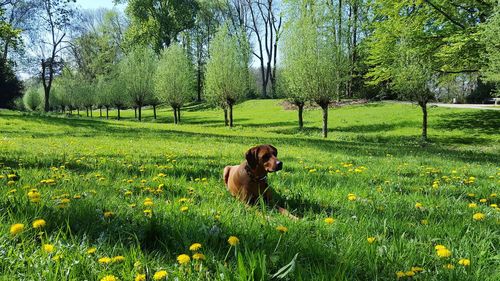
[
  {"left": 491, "top": 193, "right": 497, "bottom": 198},
  {"left": 467, "top": 193, "right": 475, "bottom": 197},
  {"left": 112, "top": 256, "right": 125, "bottom": 263},
  {"left": 444, "top": 263, "right": 455, "bottom": 269},
  {"left": 472, "top": 213, "right": 485, "bottom": 221},
  {"left": 177, "top": 254, "right": 191, "bottom": 265},
  {"left": 32, "top": 219, "right": 46, "bottom": 229},
  {"left": 104, "top": 211, "right": 114, "bottom": 218},
  {"left": 347, "top": 193, "right": 357, "bottom": 201},
  {"left": 228, "top": 236, "right": 240, "bottom": 246},
  {"left": 396, "top": 271, "right": 406, "bottom": 278},
  {"left": 193, "top": 253, "right": 206, "bottom": 261},
  {"left": 458, "top": 258, "right": 470, "bottom": 266},
  {"left": 144, "top": 209, "right": 152, "bottom": 217},
  {"left": 411, "top": 266, "right": 424, "bottom": 272},
  {"left": 405, "top": 271, "right": 415, "bottom": 277},
  {"left": 276, "top": 225, "right": 288, "bottom": 233},
  {"left": 180, "top": 206, "right": 188, "bottom": 212},
  {"left": 189, "top": 243, "right": 202, "bottom": 252},
  {"left": 178, "top": 197, "right": 189, "bottom": 203},
  {"left": 153, "top": 270, "right": 168, "bottom": 280},
  {"left": 135, "top": 274, "right": 146, "bottom": 281},
  {"left": 436, "top": 248, "right": 452, "bottom": 258},
  {"left": 43, "top": 244, "right": 55, "bottom": 253},
  {"left": 324, "top": 217, "right": 335, "bottom": 224},
  {"left": 421, "top": 219, "right": 429, "bottom": 225},
  {"left": 87, "top": 247, "right": 97, "bottom": 255},
  {"left": 124, "top": 191, "right": 132, "bottom": 196},
  {"left": 143, "top": 198, "right": 154, "bottom": 207},
  {"left": 52, "top": 254, "right": 62, "bottom": 261},
  {"left": 415, "top": 202, "right": 423, "bottom": 209},
  {"left": 468, "top": 203, "right": 477, "bottom": 208},
  {"left": 367, "top": 237, "right": 376, "bottom": 244},
  {"left": 434, "top": 244, "right": 447, "bottom": 250},
  {"left": 479, "top": 198, "right": 487, "bottom": 203},
  {"left": 308, "top": 169, "right": 316, "bottom": 173},
  {"left": 10, "top": 223, "right": 24, "bottom": 236},
  {"left": 98, "top": 257, "right": 112, "bottom": 264},
  {"left": 100, "top": 275, "right": 118, "bottom": 281}
]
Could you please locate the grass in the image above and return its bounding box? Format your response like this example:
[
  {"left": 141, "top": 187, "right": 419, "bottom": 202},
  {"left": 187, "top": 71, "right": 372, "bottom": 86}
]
[{"left": 0, "top": 100, "right": 499, "bottom": 281}]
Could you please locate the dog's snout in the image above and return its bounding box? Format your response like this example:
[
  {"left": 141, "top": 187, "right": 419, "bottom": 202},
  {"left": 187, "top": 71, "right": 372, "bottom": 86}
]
[{"left": 276, "top": 161, "right": 283, "bottom": 171}]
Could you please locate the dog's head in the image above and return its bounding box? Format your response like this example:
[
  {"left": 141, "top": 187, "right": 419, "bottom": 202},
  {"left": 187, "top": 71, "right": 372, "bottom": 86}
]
[{"left": 245, "top": 145, "right": 282, "bottom": 172}]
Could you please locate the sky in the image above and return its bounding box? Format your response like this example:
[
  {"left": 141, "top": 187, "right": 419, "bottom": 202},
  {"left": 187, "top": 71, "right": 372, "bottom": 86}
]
[{"left": 76, "top": 0, "right": 125, "bottom": 10}]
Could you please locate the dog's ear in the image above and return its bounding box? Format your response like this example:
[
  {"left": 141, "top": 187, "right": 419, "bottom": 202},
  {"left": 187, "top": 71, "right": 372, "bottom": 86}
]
[
  {"left": 245, "top": 146, "right": 260, "bottom": 168},
  {"left": 269, "top": 145, "right": 278, "bottom": 156}
]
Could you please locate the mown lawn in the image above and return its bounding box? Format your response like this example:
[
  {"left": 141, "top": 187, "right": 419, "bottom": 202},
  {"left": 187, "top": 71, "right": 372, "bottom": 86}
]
[{"left": 0, "top": 100, "right": 498, "bottom": 281}]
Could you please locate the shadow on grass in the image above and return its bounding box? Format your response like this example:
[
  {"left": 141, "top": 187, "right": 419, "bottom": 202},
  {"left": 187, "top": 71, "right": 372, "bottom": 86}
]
[{"left": 434, "top": 110, "right": 500, "bottom": 135}]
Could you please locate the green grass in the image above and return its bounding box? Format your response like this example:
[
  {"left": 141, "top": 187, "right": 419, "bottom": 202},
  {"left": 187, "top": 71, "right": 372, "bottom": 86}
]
[{"left": 0, "top": 100, "right": 499, "bottom": 281}]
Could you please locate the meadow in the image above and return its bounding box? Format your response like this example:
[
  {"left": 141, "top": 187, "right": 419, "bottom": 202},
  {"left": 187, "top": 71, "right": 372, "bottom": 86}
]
[{"left": 0, "top": 100, "right": 499, "bottom": 281}]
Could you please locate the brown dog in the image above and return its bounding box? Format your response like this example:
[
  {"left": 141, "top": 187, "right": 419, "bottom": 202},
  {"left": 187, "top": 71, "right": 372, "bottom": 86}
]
[{"left": 223, "top": 144, "right": 282, "bottom": 204}]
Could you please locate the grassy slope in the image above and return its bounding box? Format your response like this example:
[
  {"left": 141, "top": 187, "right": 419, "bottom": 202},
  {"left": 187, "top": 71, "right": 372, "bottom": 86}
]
[{"left": 0, "top": 100, "right": 499, "bottom": 281}]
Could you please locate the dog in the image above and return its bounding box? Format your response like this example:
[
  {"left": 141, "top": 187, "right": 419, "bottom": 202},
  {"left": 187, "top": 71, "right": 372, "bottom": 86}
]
[{"left": 224, "top": 145, "right": 296, "bottom": 218}]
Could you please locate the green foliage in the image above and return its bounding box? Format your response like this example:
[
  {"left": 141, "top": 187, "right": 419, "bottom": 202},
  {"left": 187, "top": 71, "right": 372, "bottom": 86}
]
[
  {"left": 480, "top": 2, "right": 500, "bottom": 88},
  {"left": 22, "top": 86, "right": 42, "bottom": 111},
  {"left": 204, "top": 24, "right": 250, "bottom": 108},
  {"left": 154, "top": 44, "right": 195, "bottom": 109}
]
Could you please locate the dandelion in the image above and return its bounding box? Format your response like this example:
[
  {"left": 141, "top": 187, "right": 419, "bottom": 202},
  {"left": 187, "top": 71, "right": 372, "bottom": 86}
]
[
  {"left": 347, "top": 193, "right": 357, "bottom": 201},
  {"left": 180, "top": 206, "right": 189, "bottom": 212},
  {"left": 98, "top": 257, "right": 112, "bottom": 264},
  {"left": 153, "top": 270, "right": 168, "bottom": 280},
  {"left": 421, "top": 219, "right": 429, "bottom": 225},
  {"left": 472, "top": 213, "right": 485, "bottom": 221},
  {"left": 228, "top": 236, "right": 240, "bottom": 246},
  {"left": 10, "top": 223, "right": 24, "bottom": 236},
  {"left": 444, "top": 263, "right": 455, "bottom": 270},
  {"left": 87, "top": 247, "right": 97, "bottom": 255},
  {"left": 434, "top": 244, "right": 447, "bottom": 250},
  {"left": 405, "top": 271, "right": 415, "bottom": 277},
  {"left": 43, "top": 244, "right": 55, "bottom": 253},
  {"left": 192, "top": 253, "right": 206, "bottom": 261},
  {"left": 112, "top": 256, "right": 125, "bottom": 263},
  {"left": 415, "top": 202, "right": 423, "bottom": 209},
  {"left": 276, "top": 225, "right": 288, "bottom": 233},
  {"left": 324, "top": 217, "right": 335, "bottom": 224},
  {"left": 144, "top": 209, "right": 152, "bottom": 217},
  {"left": 367, "top": 237, "right": 376, "bottom": 244},
  {"left": 104, "top": 211, "right": 114, "bottom": 218},
  {"left": 458, "top": 258, "right": 470, "bottom": 266},
  {"left": 143, "top": 198, "right": 154, "bottom": 207},
  {"left": 189, "top": 243, "right": 202, "bottom": 252},
  {"left": 100, "top": 275, "right": 118, "bottom": 281},
  {"left": 52, "top": 254, "right": 62, "bottom": 262},
  {"left": 32, "top": 219, "right": 46, "bottom": 229},
  {"left": 436, "top": 248, "right": 452, "bottom": 258},
  {"left": 411, "top": 266, "right": 424, "bottom": 272},
  {"left": 135, "top": 274, "right": 146, "bottom": 281},
  {"left": 396, "top": 271, "right": 406, "bottom": 278},
  {"left": 479, "top": 198, "right": 487, "bottom": 203},
  {"left": 177, "top": 254, "right": 190, "bottom": 265},
  {"left": 468, "top": 203, "right": 477, "bottom": 208}
]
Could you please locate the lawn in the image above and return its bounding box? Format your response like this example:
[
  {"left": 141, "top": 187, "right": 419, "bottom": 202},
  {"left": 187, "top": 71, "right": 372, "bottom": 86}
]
[{"left": 0, "top": 100, "right": 498, "bottom": 281}]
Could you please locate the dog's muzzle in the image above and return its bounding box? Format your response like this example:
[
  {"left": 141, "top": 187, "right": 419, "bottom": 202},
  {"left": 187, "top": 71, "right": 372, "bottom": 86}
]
[{"left": 276, "top": 161, "right": 283, "bottom": 171}]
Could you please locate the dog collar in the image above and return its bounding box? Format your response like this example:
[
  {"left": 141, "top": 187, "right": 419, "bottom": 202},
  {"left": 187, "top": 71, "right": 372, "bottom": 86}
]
[{"left": 245, "top": 163, "right": 268, "bottom": 182}]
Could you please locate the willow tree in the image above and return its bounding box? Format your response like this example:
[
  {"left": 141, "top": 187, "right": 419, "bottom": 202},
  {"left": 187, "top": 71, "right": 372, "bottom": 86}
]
[
  {"left": 204, "top": 24, "right": 250, "bottom": 127},
  {"left": 155, "top": 44, "right": 195, "bottom": 124},
  {"left": 282, "top": 0, "right": 348, "bottom": 137},
  {"left": 119, "top": 47, "right": 157, "bottom": 121}
]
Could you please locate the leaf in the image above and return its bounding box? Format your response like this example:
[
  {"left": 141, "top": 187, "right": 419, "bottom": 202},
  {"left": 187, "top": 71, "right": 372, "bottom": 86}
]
[{"left": 271, "top": 253, "right": 299, "bottom": 279}]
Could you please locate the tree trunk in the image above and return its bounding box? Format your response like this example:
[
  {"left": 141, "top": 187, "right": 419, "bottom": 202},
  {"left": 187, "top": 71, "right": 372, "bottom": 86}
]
[
  {"left": 86, "top": 107, "right": 89, "bottom": 117},
  {"left": 77, "top": 108, "right": 80, "bottom": 116},
  {"left": 197, "top": 61, "right": 202, "bottom": 102},
  {"left": 138, "top": 106, "right": 142, "bottom": 121},
  {"left": 134, "top": 107, "right": 137, "bottom": 119},
  {"left": 321, "top": 105, "right": 328, "bottom": 138},
  {"left": 229, "top": 103, "right": 234, "bottom": 128},
  {"left": 420, "top": 101, "right": 428, "bottom": 141},
  {"left": 153, "top": 105, "right": 157, "bottom": 120},
  {"left": 117, "top": 108, "right": 121, "bottom": 120},
  {"left": 177, "top": 107, "right": 181, "bottom": 123},
  {"left": 90, "top": 106, "right": 93, "bottom": 118},
  {"left": 224, "top": 108, "right": 229, "bottom": 126},
  {"left": 173, "top": 107, "right": 178, "bottom": 124},
  {"left": 298, "top": 103, "right": 304, "bottom": 129},
  {"left": 106, "top": 107, "right": 109, "bottom": 119},
  {"left": 99, "top": 107, "right": 102, "bottom": 118}
]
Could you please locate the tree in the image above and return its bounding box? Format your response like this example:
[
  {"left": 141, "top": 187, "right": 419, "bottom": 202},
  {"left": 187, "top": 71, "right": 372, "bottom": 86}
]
[
  {"left": 0, "top": 58, "right": 23, "bottom": 108},
  {"left": 119, "top": 47, "right": 157, "bottom": 121},
  {"left": 480, "top": 2, "right": 500, "bottom": 91},
  {"left": 204, "top": 24, "right": 249, "bottom": 127},
  {"left": 118, "top": 0, "right": 198, "bottom": 53},
  {"left": 282, "top": 0, "right": 348, "bottom": 138},
  {"left": 23, "top": 85, "right": 42, "bottom": 111},
  {"left": 155, "top": 44, "right": 194, "bottom": 124}
]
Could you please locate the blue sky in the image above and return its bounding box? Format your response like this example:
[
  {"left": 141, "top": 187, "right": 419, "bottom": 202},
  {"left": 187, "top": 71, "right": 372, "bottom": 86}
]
[{"left": 76, "top": 0, "right": 125, "bottom": 10}]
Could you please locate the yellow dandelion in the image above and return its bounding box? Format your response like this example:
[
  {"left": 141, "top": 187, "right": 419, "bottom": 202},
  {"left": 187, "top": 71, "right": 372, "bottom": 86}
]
[
  {"left": 98, "top": 257, "right": 112, "bottom": 264},
  {"left": 52, "top": 254, "right": 62, "bottom": 262},
  {"left": 192, "top": 253, "right": 206, "bottom": 261},
  {"left": 472, "top": 212, "right": 485, "bottom": 221},
  {"left": 276, "top": 225, "right": 288, "bottom": 233},
  {"left": 434, "top": 244, "right": 447, "bottom": 250},
  {"left": 228, "top": 236, "right": 240, "bottom": 246},
  {"left": 43, "top": 244, "right": 55, "bottom": 253},
  {"left": 112, "top": 256, "right": 125, "bottom": 263},
  {"left": 405, "top": 271, "right": 415, "bottom": 277},
  {"left": 135, "top": 274, "right": 146, "bottom": 281},
  {"left": 100, "top": 275, "right": 118, "bottom": 281},
  {"left": 458, "top": 258, "right": 470, "bottom": 266},
  {"left": 347, "top": 193, "right": 357, "bottom": 201},
  {"left": 367, "top": 237, "right": 376, "bottom": 244},
  {"left": 324, "top": 217, "right": 335, "bottom": 224},
  {"left": 177, "top": 254, "right": 191, "bottom": 265},
  {"left": 411, "top": 266, "right": 424, "bottom": 272},
  {"left": 104, "top": 211, "right": 114, "bottom": 218},
  {"left": 415, "top": 202, "right": 423, "bottom": 209},
  {"left": 421, "top": 219, "right": 429, "bottom": 225},
  {"left": 87, "top": 247, "right": 97, "bottom": 255},
  {"left": 32, "top": 219, "right": 46, "bottom": 229},
  {"left": 444, "top": 263, "right": 455, "bottom": 270},
  {"left": 479, "top": 198, "right": 487, "bottom": 203},
  {"left": 396, "top": 271, "right": 406, "bottom": 278},
  {"left": 180, "top": 206, "right": 189, "bottom": 212},
  {"left": 153, "top": 270, "right": 168, "bottom": 280},
  {"left": 144, "top": 209, "right": 153, "bottom": 217},
  {"left": 10, "top": 223, "right": 24, "bottom": 236},
  {"left": 436, "top": 248, "right": 452, "bottom": 258},
  {"left": 189, "top": 243, "right": 202, "bottom": 252},
  {"left": 468, "top": 203, "right": 477, "bottom": 208}
]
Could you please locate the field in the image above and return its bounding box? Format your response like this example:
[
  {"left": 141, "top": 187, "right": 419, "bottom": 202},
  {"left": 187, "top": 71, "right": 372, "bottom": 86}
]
[{"left": 0, "top": 100, "right": 499, "bottom": 281}]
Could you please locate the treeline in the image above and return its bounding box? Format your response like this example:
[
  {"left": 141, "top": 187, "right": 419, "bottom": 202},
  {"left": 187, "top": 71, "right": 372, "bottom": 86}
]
[{"left": 1, "top": 0, "right": 499, "bottom": 139}]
